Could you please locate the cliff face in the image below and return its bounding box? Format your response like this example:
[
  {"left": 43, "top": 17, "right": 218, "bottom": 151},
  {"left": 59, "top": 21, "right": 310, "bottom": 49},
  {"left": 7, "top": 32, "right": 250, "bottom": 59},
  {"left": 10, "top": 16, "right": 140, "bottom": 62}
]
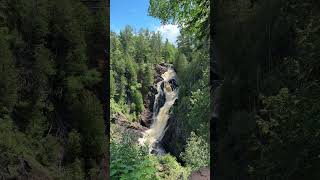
[{"left": 160, "top": 110, "right": 186, "bottom": 160}]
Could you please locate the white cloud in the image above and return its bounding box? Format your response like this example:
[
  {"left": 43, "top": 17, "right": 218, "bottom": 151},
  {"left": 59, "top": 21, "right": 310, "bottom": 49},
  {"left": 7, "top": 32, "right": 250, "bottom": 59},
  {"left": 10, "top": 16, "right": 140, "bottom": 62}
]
[{"left": 156, "top": 24, "right": 180, "bottom": 46}]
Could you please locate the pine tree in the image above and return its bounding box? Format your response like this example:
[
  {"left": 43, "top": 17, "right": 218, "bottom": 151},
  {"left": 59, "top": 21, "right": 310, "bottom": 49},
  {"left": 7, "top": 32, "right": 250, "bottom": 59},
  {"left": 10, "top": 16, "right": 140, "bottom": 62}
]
[{"left": 132, "top": 89, "right": 144, "bottom": 113}]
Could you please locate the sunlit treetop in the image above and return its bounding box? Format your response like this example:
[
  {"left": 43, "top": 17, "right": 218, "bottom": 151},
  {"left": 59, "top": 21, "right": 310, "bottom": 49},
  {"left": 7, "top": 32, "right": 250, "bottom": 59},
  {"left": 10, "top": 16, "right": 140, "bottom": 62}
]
[{"left": 148, "top": 0, "right": 209, "bottom": 38}]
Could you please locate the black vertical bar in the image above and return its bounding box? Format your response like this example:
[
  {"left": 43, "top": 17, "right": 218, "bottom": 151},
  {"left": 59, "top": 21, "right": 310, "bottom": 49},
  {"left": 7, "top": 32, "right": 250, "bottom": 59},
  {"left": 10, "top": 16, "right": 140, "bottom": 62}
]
[{"left": 103, "top": 0, "right": 110, "bottom": 178}]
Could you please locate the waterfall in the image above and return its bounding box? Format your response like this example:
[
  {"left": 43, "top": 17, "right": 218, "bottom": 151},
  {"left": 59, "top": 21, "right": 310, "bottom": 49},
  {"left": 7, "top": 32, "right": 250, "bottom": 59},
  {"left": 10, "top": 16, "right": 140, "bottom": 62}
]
[{"left": 138, "top": 67, "right": 178, "bottom": 155}]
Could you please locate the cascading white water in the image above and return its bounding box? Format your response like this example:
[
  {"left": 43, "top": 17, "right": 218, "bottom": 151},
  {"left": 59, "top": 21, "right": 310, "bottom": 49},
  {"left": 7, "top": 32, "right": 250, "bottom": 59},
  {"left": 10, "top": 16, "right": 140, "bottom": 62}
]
[{"left": 138, "top": 67, "right": 178, "bottom": 154}]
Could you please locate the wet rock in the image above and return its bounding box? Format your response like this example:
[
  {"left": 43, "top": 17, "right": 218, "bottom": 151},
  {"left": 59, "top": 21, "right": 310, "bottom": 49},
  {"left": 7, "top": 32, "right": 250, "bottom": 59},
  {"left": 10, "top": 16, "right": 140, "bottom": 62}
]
[
  {"left": 140, "top": 85, "right": 157, "bottom": 127},
  {"left": 155, "top": 63, "right": 172, "bottom": 84},
  {"left": 168, "top": 78, "right": 178, "bottom": 90},
  {"left": 140, "top": 108, "right": 153, "bottom": 127},
  {"left": 160, "top": 116, "right": 186, "bottom": 160},
  {"left": 155, "top": 76, "right": 164, "bottom": 84},
  {"left": 151, "top": 141, "right": 166, "bottom": 155},
  {"left": 154, "top": 90, "right": 166, "bottom": 116},
  {"left": 155, "top": 64, "right": 169, "bottom": 76}
]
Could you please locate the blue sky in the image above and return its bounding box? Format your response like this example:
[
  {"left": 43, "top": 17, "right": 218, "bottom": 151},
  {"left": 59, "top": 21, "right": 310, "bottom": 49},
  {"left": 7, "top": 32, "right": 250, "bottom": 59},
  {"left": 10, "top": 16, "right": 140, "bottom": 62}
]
[{"left": 110, "top": 0, "right": 180, "bottom": 45}]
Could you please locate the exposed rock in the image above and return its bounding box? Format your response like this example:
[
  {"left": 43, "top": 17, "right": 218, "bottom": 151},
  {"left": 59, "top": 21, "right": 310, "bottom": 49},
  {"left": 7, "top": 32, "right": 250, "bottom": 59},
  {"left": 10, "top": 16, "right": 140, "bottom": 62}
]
[
  {"left": 188, "top": 167, "right": 210, "bottom": 180},
  {"left": 116, "top": 117, "right": 148, "bottom": 133},
  {"left": 155, "top": 64, "right": 168, "bottom": 76},
  {"left": 154, "top": 84, "right": 166, "bottom": 116},
  {"left": 112, "top": 113, "right": 147, "bottom": 141},
  {"left": 160, "top": 100, "right": 185, "bottom": 160},
  {"left": 151, "top": 142, "right": 166, "bottom": 155},
  {"left": 140, "top": 85, "right": 157, "bottom": 127},
  {"left": 140, "top": 108, "right": 153, "bottom": 128},
  {"left": 168, "top": 78, "right": 178, "bottom": 90},
  {"left": 154, "top": 63, "right": 170, "bottom": 84},
  {"left": 160, "top": 115, "right": 186, "bottom": 160},
  {"left": 155, "top": 76, "right": 164, "bottom": 84}
]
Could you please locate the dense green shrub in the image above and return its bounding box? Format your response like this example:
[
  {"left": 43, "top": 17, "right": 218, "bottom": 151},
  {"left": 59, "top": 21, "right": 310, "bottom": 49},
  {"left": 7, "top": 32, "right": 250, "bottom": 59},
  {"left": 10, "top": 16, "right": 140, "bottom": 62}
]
[
  {"left": 66, "top": 130, "right": 82, "bottom": 162},
  {"left": 110, "top": 134, "right": 157, "bottom": 180},
  {"left": 180, "top": 132, "right": 209, "bottom": 171},
  {"left": 157, "top": 155, "right": 191, "bottom": 180},
  {"left": 110, "top": 131, "right": 190, "bottom": 180}
]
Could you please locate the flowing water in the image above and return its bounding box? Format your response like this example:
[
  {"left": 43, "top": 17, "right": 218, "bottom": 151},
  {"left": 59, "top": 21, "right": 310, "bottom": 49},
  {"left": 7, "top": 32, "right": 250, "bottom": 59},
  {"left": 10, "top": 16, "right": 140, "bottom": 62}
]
[{"left": 138, "top": 67, "right": 178, "bottom": 155}]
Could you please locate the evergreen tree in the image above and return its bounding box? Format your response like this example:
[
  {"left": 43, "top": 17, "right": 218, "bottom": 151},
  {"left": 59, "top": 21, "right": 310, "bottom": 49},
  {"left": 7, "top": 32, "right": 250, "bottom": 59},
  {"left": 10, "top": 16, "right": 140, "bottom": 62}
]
[
  {"left": 132, "top": 89, "right": 144, "bottom": 113},
  {"left": 0, "top": 0, "right": 106, "bottom": 178},
  {"left": 162, "top": 38, "right": 176, "bottom": 63},
  {"left": 0, "top": 27, "right": 17, "bottom": 115},
  {"left": 110, "top": 70, "right": 116, "bottom": 98},
  {"left": 71, "top": 91, "right": 105, "bottom": 160}
]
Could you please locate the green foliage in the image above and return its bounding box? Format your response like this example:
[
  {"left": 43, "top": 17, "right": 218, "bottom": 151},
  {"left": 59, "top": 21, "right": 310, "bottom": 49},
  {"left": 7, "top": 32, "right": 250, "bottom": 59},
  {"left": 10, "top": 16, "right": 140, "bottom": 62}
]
[
  {"left": 149, "top": 0, "right": 209, "bottom": 38},
  {"left": 65, "top": 158, "right": 85, "bottom": 180},
  {"left": 157, "top": 155, "right": 191, "bottom": 180},
  {"left": 110, "top": 134, "right": 157, "bottom": 180},
  {"left": 132, "top": 89, "right": 144, "bottom": 113},
  {"left": 37, "top": 135, "right": 61, "bottom": 166},
  {"left": 110, "top": 70, "right": 116, "bottom": 98},
  {"left": 0, "top": 27, "right": 17, "bottom": 114},
  {"left": 66, "top": 130, "right": 82, "bottom": 162},
  {"left": 0, "top": 117, "right": 62, "bottom": 179},
  {"left": 150, "top": 31, "right": 163, "bottom": 63},
  {"left": 147, "top": 0, "right": 210, "bottom": 172},
  {"left": 110, "top": 26, "right": 176, "bottom": 118},
  {"left": 180, "top": 132, "right": 209, "bottom": 171},
  {"left": 249, "top": 87, "right": 320, "bottom": 179},
  {"left": 110, "top": 98, "right": 129, "bottom": 118},
  {"left": 71, "top": 92, "right": 105, "bottom": 160},
  {"left": 186, "top": 88, "right": 210, "bottom": 138},
  {"left": 170, "top": 34, "right": 210, "bottom": 155},
  {"left": 135, "top": 30, "right": 151, "bottom": 63},
  {"left": 162, "top": 39, "right": 176, "bottom": 63},
  {"left": 211, "top": 0, "right": 320, "bottom": 179},
  {"left": 110, "top": 131, "right": 190, "bottom": 180},
  {"left": 125, "top": 57, "right": 138, "bottom": 83},
  {"left": 0, "top": 0, "right": 106, "bottom": 177},
  {"left": 119, "top": 25, "right": 135, "bottom": 56},
  {"left": 82, "top": 69, "right": 102, "bottom": 88},
  {"left": 173, "top": 53, "right": 187, "bottom": 74},
  {"left": 139, "top": 64, "right": 154, "bottom": 94}
]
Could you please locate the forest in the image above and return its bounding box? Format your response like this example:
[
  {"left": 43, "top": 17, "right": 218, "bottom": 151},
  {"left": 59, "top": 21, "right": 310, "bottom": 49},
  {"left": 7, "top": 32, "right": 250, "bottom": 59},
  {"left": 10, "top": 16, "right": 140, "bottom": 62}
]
[
  {"left": 111, "top": 0, "right": 320, "bottom": 179},
  {"left": 109, "top": 0, "right": 210, "bottom": 179},
  {"left": 0, "top": 0, "right": 107, "bottom": 179},
  {"left": 212, "top": 0, "right": 320, "bottom": 179},
  {"left": 1, "top": 0, "right": 320, "bottom": 179}
]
